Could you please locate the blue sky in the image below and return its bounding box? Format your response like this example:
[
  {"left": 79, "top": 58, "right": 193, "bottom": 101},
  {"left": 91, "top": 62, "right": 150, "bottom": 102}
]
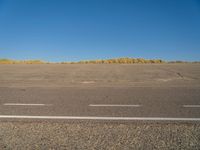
[{"left": 0, "top": 0, "right": 200, "bottom": 62}]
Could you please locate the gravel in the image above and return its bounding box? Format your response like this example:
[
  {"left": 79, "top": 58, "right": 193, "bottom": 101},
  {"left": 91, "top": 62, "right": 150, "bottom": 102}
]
[{"left": 0, "top": 121, "right": 200, "bottom": 150}]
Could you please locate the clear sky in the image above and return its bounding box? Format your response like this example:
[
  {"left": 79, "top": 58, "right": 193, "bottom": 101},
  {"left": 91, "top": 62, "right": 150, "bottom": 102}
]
[{"left": 0, "top": 0, "right": 200, "bottom": 62}]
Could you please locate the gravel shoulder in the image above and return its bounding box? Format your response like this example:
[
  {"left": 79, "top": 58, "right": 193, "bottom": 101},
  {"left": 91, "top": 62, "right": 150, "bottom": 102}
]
[{"left": 0, "top": 121, "right": 200, "bottom": 150}]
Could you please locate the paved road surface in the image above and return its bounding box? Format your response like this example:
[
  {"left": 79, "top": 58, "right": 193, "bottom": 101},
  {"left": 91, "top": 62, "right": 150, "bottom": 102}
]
[
  {"left": 0, "top": 64, "right": 200, "bottom": 149},
  {"left": 0, "top": 86, "right": 200, "bottom": 120}
]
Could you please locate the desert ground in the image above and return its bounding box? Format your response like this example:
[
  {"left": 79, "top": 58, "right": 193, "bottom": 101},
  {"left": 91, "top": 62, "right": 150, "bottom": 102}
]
[{"left": 0, "top": 64, "right": 200, "bottom": 149}]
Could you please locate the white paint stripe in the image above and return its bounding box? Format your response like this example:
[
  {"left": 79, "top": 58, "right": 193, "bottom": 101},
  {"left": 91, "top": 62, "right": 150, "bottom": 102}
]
[
  {"left": 3, "top": 103, "right": 51, "bottom": 106},
  {"left": 0, "top": 115, "right": 200, "bottom": 121},
  {"left": 183, "top": 105, "right": 200, "bottom": 108},
  {"left": 89, "top": 104, "right": 141, "bottom": 107}
]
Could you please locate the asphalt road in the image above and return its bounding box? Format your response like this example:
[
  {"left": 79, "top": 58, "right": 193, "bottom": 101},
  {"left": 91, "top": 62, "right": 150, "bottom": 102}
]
[
  {"left": 0, "top": 64, "right": 200, "bottom": 149},
  {"left": 0, "top": 86, "right": 200, "bottom": 120}
]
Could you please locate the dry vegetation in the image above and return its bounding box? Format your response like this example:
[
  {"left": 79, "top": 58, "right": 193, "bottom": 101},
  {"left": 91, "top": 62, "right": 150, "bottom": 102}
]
[
  {"left": 0, "top": 58, "right": 198, "bottom": 64},
  {"left": 0, "top": 59, "right": 46, "bottom": 64},
  {"left": 62, "top": 58, "right": 165, "bottom": 64}
]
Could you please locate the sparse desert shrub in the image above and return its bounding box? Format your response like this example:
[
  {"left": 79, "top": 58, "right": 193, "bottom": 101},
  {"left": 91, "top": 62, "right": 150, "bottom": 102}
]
[
  {"left": 2, "top": 57, "right": 195, "bottom": 64},
  {"left": 0, "top": 59, "right": 46, "bottom": 64},
  {"left": 69, "top": 57, "right": 166, "bottom": 64}
]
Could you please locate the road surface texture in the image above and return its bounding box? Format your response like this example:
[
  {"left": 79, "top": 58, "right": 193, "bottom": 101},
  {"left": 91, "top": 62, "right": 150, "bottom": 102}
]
[{"left": 0, "top": 64, "right": 200, "bottom": 149}]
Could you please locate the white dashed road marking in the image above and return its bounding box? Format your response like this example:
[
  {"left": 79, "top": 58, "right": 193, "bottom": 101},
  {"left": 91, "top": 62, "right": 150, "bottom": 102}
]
[
  {"left": 183, "top": 105, "right": 200, "bottom": 108},
  {"left": 3, "top": 103, "right": 52, "bottom": 106},
  {"left": 89, "top": 104, "right": 141, "bottom": 107}
]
